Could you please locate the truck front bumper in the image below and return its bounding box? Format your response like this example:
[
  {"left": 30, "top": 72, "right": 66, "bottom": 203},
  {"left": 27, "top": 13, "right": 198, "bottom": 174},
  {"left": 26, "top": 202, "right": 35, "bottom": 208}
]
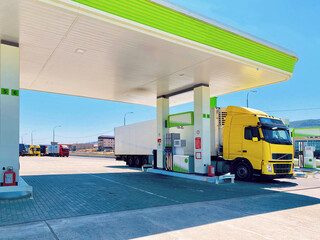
[{"left": 261, "top": 161, "right": 294, "bottom": 178}]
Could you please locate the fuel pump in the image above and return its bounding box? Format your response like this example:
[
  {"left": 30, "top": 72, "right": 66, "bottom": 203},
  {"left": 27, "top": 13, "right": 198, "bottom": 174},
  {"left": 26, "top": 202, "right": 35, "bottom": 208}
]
[{"left": 165, "top": 133, "right": 180, "bottom": 171}]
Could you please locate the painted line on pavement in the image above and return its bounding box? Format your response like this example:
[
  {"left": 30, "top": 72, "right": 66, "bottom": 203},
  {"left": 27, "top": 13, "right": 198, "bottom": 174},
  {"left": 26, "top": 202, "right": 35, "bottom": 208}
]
[{"left": 80, "top": 171, "right": 181, "bottom": 204}]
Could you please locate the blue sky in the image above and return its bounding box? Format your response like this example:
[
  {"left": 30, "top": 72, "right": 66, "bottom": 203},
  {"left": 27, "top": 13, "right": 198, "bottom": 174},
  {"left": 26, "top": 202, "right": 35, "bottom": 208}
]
[{"left": 20, "top": 0, "right": 320, "bottom": 145}]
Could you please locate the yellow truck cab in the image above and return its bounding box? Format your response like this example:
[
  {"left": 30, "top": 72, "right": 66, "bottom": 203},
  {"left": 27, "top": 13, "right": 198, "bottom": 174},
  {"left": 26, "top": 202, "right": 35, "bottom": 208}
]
[
  {"left": 34, "top": 145, "right": 41, "bottom": 157},
  {"left": 30, "top": 145, "right": 41, "bottom": 157},
  {"left": 221, "top": 106, "right": 293, "bottom": 180}
]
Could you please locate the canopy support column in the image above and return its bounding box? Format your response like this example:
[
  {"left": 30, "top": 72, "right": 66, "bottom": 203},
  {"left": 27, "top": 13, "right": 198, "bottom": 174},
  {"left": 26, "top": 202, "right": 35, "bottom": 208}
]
[
  {"left": 0, "top": 42, "right": 20, "bottom": 186},
  {"left": 156, "top": 97, "right": 169, "bottom": 169},
  {"left": 193, "top": 85, "right": 211, "bottom": 174}
]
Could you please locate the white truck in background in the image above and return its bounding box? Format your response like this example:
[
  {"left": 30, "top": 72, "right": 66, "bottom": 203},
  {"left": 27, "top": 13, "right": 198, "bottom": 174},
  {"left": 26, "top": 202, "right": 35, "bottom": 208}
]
[
  {"left": 47, "top": 144, "right": 70, "bottom": 157},
  {"left": 115, "top": 120, "right": 157, "bottom": 167},
  {"left": 47, "top": 145, "right": 60, "bottom": 157}
]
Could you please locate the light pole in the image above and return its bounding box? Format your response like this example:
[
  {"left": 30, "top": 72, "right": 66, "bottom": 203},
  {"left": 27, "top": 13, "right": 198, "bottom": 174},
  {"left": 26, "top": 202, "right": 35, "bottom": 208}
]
[
  {"left": 124, "top": 112, "right": 133, "bottom": 126},
  {"left": 21, "top": 133, "right": 28, "bottom": 144},
  {"left": 31, "top": 130, "right": 36, "bottom": 145},
  {"left": 246, "top": 90, "right": 257, "bottom": 108},
  {"left": 53, "top": 125, "right": 62, "bottom": 143}
]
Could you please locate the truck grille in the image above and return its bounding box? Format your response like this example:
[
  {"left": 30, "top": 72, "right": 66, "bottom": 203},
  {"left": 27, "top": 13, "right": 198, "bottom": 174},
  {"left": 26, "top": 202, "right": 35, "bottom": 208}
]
[
  {"left": 273, "top": 164, "right": 291, "bottom": 174},
  {"left": 272, "top": 153, "right": 292, "bottom": 160}
]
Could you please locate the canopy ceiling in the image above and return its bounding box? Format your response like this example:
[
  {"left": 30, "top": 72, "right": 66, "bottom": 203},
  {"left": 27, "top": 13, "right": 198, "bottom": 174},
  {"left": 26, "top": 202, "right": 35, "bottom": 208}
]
[{"left": 0, "top": 0, "right": 297, "bottom": 106}]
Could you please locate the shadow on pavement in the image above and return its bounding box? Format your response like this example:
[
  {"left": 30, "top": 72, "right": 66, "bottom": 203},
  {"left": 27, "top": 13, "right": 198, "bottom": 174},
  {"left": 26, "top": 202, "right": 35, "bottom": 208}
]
[
  {"left": 0, "top": 171, "right": 319, "bottom": 239},
  {"left": 105, "top": 165, "right": 141, "bottom": 170}
]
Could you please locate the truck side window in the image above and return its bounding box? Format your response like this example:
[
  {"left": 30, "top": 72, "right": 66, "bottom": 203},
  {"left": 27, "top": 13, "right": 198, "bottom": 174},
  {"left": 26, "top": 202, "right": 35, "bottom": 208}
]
[
  {"left": 245, "top": 127, "right": 260, "bottom": 140},
  {"left": 245, "top": 127, "right": 253, "bottom": 140},
  {"left": 252, "top": 127, "right": 260, "bottom": 140}
]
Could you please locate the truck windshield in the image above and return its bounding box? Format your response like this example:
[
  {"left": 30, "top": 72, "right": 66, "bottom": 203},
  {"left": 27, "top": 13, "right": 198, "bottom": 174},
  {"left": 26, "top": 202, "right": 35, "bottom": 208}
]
[
  {"left": 261, "top": 127, "right": 292, "bottom": 145},
  {"left": 62, "top": 149, "right": 69, "bottom": 151}
]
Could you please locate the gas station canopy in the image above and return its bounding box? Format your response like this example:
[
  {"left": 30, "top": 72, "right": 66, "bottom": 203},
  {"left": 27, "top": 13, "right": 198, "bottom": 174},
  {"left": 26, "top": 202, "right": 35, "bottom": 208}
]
[{"left": 0, "top": 0, "right": 298, "bottom": 106}]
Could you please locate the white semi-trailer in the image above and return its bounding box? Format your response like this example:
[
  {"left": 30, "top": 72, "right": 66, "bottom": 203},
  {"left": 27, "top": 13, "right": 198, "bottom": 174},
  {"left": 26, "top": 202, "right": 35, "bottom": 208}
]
[
  {"left": 115, "top": 120, "right": 157, "bottom": 167},
  {"left": 47, "top": 145, "right": 60, "bottom": 157}
]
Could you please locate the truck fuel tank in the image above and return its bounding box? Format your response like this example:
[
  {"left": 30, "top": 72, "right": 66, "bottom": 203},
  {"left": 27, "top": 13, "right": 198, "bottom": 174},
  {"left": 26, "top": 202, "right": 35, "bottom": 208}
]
[{"left": 211, "top": 158, "right": 231, "bottom": 175}]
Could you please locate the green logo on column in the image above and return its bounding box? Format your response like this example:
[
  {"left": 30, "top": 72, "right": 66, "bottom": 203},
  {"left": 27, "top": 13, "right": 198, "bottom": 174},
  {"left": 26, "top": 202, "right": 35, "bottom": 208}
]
[
  {"left": 11, "top": 89, "right": 19, "bottom": 97},
  {"left": 1, "top": 88, "right": 9, "bottom": 95},
  {"left": 185, "top": 158, "right": 188, "bottom": 163}
]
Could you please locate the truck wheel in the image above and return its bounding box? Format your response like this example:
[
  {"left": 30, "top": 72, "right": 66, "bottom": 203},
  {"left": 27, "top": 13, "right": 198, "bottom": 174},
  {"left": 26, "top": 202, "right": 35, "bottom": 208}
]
[
  {"left": 235, "top": 162, "right": 253, "bottom": 181},
  {"left": 141, "top": 156, "right": 148, "bottom": 166},
  {"left": 133, "top": 156, "right": 141, "bottom": 167},
  {"left": 127, "top": 156, "right": 134, "bottom": 167}
]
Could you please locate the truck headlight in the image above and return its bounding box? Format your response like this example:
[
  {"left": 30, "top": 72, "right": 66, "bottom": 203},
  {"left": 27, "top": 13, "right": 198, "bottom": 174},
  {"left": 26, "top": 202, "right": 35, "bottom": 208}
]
[{"left": 267, "top": 164, "right": 272, "bottom": 173}]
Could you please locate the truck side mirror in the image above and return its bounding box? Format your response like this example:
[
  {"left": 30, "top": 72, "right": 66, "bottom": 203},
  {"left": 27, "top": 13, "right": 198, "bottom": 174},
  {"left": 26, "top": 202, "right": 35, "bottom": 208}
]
[{"left": 252, "top": 137, "right": 258, "bottom": 142}]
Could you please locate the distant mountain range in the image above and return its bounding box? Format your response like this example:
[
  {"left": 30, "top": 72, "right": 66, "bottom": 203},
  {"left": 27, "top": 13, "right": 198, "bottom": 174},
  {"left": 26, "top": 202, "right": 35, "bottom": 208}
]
[{"left": 290, "top": 119, "right": 320, "bottom": 128}]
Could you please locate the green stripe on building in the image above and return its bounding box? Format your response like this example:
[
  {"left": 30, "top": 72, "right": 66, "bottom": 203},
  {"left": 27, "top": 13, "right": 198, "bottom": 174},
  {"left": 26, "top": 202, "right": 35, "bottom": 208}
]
[
  {"left": 292, "top": 127, "right": 320, "bottom": 138},
  {"left": 72, "top": 0, "right": 297, "bottom": 73}
]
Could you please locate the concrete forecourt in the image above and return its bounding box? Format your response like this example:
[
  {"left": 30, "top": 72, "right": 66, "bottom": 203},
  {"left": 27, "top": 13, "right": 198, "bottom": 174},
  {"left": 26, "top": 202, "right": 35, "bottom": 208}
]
[{"left": 0, "top": 156, "right": 319, "bottom": 239}]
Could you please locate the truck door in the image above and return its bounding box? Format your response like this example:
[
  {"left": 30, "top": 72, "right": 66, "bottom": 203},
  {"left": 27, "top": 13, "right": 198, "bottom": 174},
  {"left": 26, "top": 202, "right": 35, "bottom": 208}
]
[
  {"left": 242, "top": 127, "right": 263, "bottom": 171},
  {"left": 228, "top": 124, "right": 243, "bottom": 159}
]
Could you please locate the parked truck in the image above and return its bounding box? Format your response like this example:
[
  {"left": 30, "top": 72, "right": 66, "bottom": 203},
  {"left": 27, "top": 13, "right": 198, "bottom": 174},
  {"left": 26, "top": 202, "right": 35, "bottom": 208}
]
[
  {"left": 115, "top": 106, "right": 294, "bottom": 180},
  {"left": 19, "top": 144, "right": 26, "bottom": 156},
  {"left": 23, "top": 145, "right": 41, "bottom": 156},
  {"left": 32, "top": 145, "right": 41, "bottom": 156},
  {"left": 47, "top": 144, "right": 59, "bottom": 156},
  {"left": 40, "top": 145, "right": 47, "bottom": 156},
  {"left": 115, "top": 120, "right": 156, "bottom": 167},
  {"left": 20, "top": 144, "right": 47, "bottom": 157},
  {"left": 24, "top": 145, "right": 31, "bottom": 156},
  {"left": 47, "top": 144, "right": 69, "bottom": 157},
  {"left": 59, "top": 145, "right": 70, "bottom": 157}
]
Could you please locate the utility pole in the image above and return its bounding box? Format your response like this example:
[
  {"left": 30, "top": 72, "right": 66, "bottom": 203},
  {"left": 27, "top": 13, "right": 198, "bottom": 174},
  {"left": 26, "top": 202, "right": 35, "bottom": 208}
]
[
  {"left": 31, "top": 130, "right": 36, "bottom": 145},
  {"left": 246, "top": 90, "right": 257, "bottom": 108},
  {"left": 53, "top": 125, "right": 62, "bottom": 143},
  {"left": 124, "top": 112, "right": 133, "bottom": 126},
  {"left": 21, "top": 133, "right": 28, "bottom": 144}
]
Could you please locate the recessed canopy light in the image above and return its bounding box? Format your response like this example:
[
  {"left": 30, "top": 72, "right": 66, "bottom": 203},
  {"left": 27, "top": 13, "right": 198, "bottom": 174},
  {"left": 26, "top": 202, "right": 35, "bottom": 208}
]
[{"left": 75, "top": 48, "right": 86, "bottom": 54}]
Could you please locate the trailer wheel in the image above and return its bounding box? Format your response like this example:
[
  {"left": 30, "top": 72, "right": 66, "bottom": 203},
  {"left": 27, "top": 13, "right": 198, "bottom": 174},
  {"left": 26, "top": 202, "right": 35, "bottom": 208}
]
[
  {"left": 141, "top": 156, "right": 148, "bottom": 166},
  {"left": 235, "top": 162, "right": 253, "bottom": 181},
  {"left": 133, "top": 156, "right": 141, "bottom": 167},
  {"left": 127, "top": 156, "right": 134, "bottom": 167}
]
